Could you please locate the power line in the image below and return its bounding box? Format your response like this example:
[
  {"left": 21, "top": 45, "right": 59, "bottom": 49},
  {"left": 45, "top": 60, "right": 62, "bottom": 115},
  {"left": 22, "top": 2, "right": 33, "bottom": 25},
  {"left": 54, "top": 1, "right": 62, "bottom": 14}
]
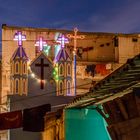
[{"left": 0, "top": 81, "right": 93, "bottom": 106}]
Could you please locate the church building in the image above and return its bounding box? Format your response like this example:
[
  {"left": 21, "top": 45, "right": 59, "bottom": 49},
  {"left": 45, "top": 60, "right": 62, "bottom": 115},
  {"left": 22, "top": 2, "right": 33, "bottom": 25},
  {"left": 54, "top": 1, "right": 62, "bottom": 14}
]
[
  {"left": 8, "top": 30, "right": 72, "bottom": 98},
  {"left": 2, "top": 24, "right": 140, "bottom": 103}
]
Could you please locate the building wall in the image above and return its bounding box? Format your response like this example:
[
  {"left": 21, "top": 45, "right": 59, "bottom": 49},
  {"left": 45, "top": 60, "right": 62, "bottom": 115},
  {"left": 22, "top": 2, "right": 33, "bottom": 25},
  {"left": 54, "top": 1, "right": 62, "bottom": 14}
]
[
  {"left": 118, "top": 35, "right": 140, "bottom": 63},
  {"left": 2, "top": 27, "right": 35, "bottom": 101},
  {"left": 28, "top": 53, "right": 56, "bottom": 95},
  {"left": 2, "top": 25, "right": 116, "bottom": 101},
  {"left": 43, "top": 112, "right": 64, "bottom": 140}
]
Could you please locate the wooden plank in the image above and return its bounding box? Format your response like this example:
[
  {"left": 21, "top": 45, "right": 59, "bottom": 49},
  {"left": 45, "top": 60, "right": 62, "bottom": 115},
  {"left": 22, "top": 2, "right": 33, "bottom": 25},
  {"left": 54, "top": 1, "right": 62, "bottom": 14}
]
[
  {"left": 122, "top": 93, "right": 139, "bottom": 119},
  {"left": 107, "top": 126, "right": 118, "bottom": 140},
  {"left": 115, "top": 98, "right": 129, "bottom": 120},
  {"left": 109, "top": 117, "right": 140, "bottom": 140},
  {"left": 103, "top": 101, "right": 124, "bottom": 125},
  {"left": 133, "top": 88, "right": 140, "bottom": 116}
]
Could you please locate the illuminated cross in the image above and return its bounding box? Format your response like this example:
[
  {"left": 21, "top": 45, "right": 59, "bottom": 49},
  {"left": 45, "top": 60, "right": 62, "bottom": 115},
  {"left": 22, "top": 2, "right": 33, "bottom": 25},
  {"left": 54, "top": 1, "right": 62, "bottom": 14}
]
[
  {"left": 35, "top": 58, "right": 49, "bottom": 89},
  {"left": 13, "top": 31, "right": 26, "bottom": 46},
  {"left": 67, "top": 28, "right": 85, "bottom": 96},
  {"left": 35, "top": 37, "right": 47, "bottom": 51},
  {"left": 56, "top": 34, "right": 69, "bottom": 48}
]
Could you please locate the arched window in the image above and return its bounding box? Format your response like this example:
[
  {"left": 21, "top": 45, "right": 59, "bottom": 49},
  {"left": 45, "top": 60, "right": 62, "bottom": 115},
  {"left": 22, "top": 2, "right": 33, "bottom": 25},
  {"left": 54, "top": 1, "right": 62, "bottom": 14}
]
[
  {"left": 15, "top": 62, "right": 19, "bottom": 74},
  {"left": 59, "top": 64, "right": 63, "bottom": 75},
  {"left": 15, "top": 79, "right": 19, "bottom": 94},
  {"left": 23, "top": 79, "right": 26, "bottom": 93},
  {"left": 67, "top": 64, "right": 71, "bottom": 75},
  {"left": 23, "top": 63, "right": 26, "bottom": 74},
  {"left": 59, "top": 81, "right": 63, "bottom": 95},
  {"left": 67, "top": 81, "right": 71, "bottom": 95}
]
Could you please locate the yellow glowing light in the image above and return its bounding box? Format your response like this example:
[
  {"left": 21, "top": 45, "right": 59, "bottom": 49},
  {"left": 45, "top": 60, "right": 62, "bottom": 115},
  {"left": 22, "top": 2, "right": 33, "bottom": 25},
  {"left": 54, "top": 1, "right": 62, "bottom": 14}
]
[
  {"left": 27, "top": 60, "right": 31, "bottom": 65},
  {"left": 37, "top": 79, "right": 41, "bottom": 83},
  {"left": 28, "top": 66, "right": 31, "bottom": 70},
  {"left": 42, "top": 80, "right": 46, "bottom": 84},
  {"left": 31, "top": 73, "right": 35, "bottom": 78}
]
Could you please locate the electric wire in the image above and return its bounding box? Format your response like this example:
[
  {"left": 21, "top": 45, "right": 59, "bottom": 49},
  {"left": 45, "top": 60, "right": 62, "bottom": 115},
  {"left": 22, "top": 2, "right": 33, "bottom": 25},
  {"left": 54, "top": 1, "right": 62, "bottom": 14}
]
[{"left": 0, "top": 81, "right": 93, "bottom": 106}]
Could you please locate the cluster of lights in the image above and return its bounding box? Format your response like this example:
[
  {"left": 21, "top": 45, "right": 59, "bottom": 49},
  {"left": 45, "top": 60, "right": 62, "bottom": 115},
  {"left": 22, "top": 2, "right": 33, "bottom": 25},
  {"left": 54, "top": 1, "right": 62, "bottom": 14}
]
[
  {"left": 53, "top": 64, "right": 59, "bottom": 82},
  {"left": 29, "top": 65, "right": 59, "bottom": 83},
  {"left": 28, "top": 65, "right": 46, "bottom": 84},
  {"left": 44, "top": 45, "right": 51, "bottom": 56},
  {"left": 31, "top": 72, "right": 46, "bottom": 83},
  {"left": 13, "top": 31, "right": 69, "bottom": 84},
  {"left": 13, "top": 31, "right": 26, "bottom": 46}
]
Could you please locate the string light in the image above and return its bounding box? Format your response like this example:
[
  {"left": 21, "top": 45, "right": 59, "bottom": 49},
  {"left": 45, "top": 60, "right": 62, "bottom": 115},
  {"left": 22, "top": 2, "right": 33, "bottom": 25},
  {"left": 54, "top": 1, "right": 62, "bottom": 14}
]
[
  {"left": 31, "top": 73, "right": 35, "bottom": 78},
  {"left": 37, "top": 79, "right": 41, "bottom": 83},
  {"left": 53, "top": 64, "right": 59, "bottom": 82}
]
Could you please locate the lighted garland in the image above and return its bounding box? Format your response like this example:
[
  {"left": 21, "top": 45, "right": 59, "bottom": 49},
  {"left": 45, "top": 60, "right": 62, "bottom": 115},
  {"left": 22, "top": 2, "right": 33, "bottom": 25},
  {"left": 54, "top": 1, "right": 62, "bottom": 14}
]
[{"left": 53, "top": 64, "right": 59, "bottom": 82}]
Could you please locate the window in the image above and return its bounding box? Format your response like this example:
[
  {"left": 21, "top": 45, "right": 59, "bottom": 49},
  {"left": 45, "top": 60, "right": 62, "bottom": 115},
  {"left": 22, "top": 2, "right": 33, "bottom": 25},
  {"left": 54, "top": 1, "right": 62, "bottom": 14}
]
[
  {"left": 23, "top": 63, "right": 26, "bottom": 74},
  {"left": 100, "top": 44, "right": 104, "bottom": 47},
  {"left": 59, "top": 64, "right": 63, "bottom": 75},
  {"left": 67, "top": 81, "right": 71, "bottom": 95},
  {"left": 106, "top": 43, "right": 110, "bottom": 46},
  {"left": 59, "top": 81, "right": 63, "bottom": 95},
  {"left": 132, "top": 38, "right": 138, "bottom": 42},
  {"left": 15, "top": 62, "right": 19, "bottom": 74},
  {"left": 67, "top": 64, "right": 71, "bottom": 75},
  {"left": 23, "top": 79, "right": 26, "bottom": 93},
  {"left": 114, "top": 36, "right": 118, "bottom": 47},
  {"left": 15, "top": 79, "right": 19, "bottom": 93}
]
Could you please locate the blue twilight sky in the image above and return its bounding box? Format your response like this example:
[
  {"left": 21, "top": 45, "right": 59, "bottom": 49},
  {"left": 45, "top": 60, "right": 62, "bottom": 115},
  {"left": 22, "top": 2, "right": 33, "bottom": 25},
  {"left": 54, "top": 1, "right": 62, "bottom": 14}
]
[{"left": 0, "top": 0, "right": 140, "bottom": 33}]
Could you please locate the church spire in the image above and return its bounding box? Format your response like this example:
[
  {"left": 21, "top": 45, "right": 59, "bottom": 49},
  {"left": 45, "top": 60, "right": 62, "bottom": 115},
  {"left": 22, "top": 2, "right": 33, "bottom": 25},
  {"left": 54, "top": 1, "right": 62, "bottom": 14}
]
[
  {"left": 54, "top": 34, "right": 72, "bottom": 96},
  {"left": 10, "top": 31, "right": 28, "bottom": 95}
]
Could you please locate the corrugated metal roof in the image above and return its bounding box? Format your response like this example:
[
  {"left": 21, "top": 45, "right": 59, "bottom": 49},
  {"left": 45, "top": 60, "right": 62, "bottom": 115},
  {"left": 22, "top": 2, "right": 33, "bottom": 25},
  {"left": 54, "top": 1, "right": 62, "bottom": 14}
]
[{"left": 66, "top": 54, "right": 140, "bottom": 108}]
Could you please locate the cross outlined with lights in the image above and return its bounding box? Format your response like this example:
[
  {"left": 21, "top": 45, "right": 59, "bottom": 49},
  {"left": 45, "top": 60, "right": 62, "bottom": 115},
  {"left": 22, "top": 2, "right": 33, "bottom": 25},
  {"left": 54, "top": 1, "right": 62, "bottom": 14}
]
[
  {"left": 13, "top": 31, "right": 26, "bottom": 46},
  {"left": 56, "top": 34, "right": 69, "bottom": 48},
  {"left": 35, "top": 37, "right": 47, "bottom": 51}
]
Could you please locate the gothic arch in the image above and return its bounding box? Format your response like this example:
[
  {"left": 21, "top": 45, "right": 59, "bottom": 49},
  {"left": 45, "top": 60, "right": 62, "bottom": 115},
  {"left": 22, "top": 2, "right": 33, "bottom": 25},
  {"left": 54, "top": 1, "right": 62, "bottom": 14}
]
[
  {"left": 14, "top": 79, "right": 19, "bottom": 94},
  {"left": 15, "top": 61, "right": 19, "bottom": 74},
  {"left": 67, "top": 63, "right": 71, "bottom": 76},
  {"left": 59, "top": 63, "right": 64, "bottom": 76},
  {"left": 23, "top": 79, "right": 27, "bottom": 94},
  {"left": 23, "top": 62, "right": 27, "bottom": 74},
  {"left": 59, "top": 81, "right": 63, "bottom": 95},
  {"left": 67, "top": 81, "right": 71, "bottom": 95}
]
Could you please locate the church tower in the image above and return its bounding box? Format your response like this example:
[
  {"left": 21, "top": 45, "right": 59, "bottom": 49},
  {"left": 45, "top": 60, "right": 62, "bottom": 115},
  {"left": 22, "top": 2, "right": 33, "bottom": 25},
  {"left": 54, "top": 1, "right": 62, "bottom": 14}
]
[
  {"left": 54, "top": 35, "right": 72, "bottom": 96},
  {"left": 10, "top": 31, "right": 28, "bottom": 95},
  {"left": 10, "top": 46, "right": 28, "bottom": 95}
]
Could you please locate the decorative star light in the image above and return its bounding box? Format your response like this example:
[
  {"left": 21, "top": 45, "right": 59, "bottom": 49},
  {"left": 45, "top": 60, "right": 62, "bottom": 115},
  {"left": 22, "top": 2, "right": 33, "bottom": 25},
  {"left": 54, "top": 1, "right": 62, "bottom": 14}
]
[{"left": 13, "top": 31, "right": 26, "bottom": 46}]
